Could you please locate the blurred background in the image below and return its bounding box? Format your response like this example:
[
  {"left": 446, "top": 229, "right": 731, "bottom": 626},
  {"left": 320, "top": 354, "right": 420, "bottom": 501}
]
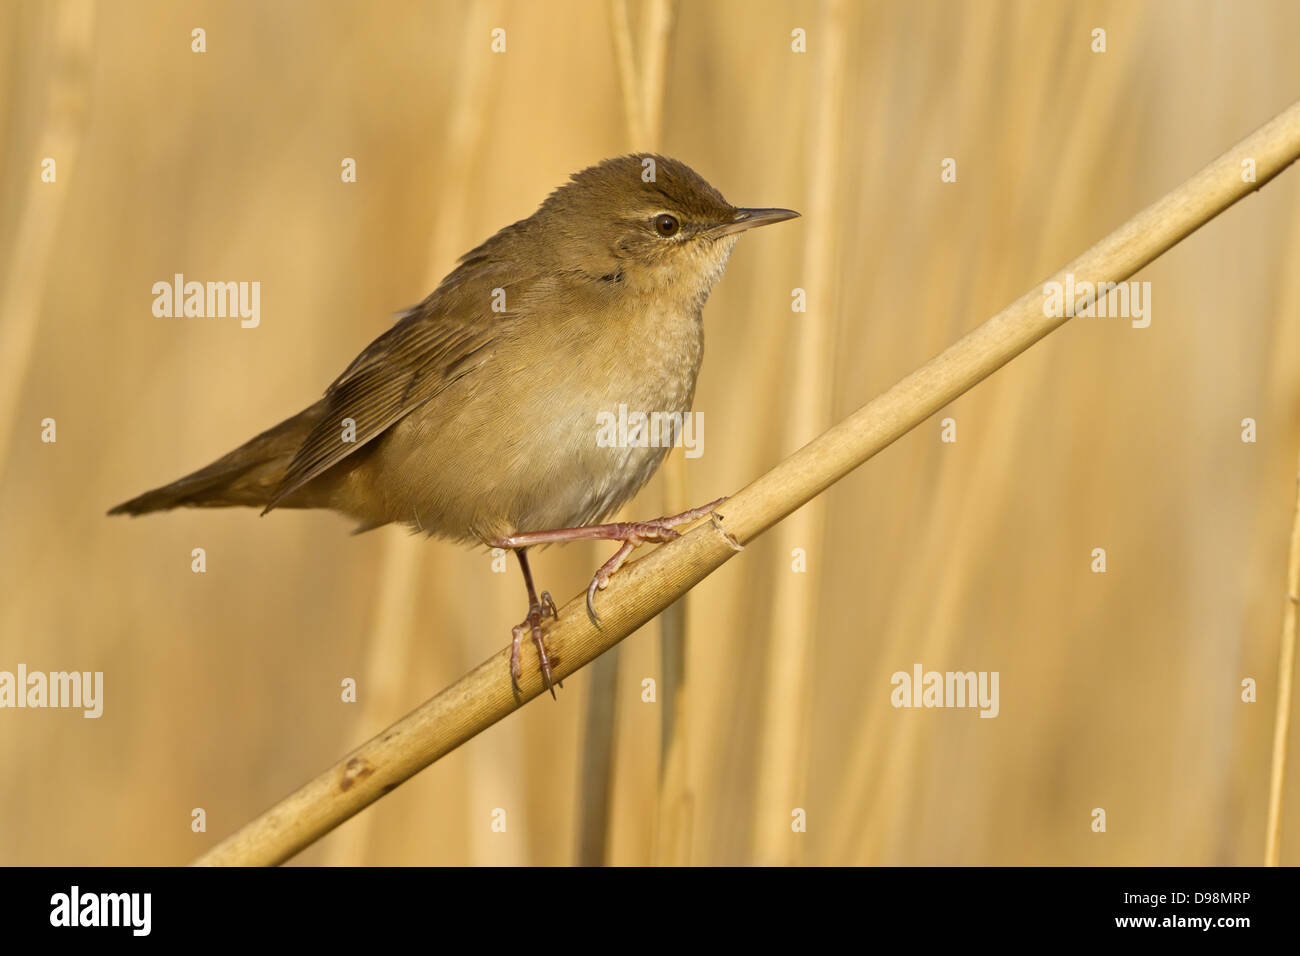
[{"left": 1, "top": 0, "right": 1298, "bottom": 866}]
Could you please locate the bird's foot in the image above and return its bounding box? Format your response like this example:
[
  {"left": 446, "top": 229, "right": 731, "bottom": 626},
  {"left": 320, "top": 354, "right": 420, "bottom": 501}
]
[
  {"left": 583, "top": 497, "right": 727, "bottom": 621},
  {"left": 492, "top": 495, "right": 726, "bottom": 635},
  {"left": 510, "top": 590, "right": 560, "bottom": 698}
]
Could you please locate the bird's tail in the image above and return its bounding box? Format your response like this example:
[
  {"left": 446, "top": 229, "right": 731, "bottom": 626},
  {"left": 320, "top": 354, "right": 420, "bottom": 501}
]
[{"left": 107, "top": 401, "right": 326, "bottom": 516}]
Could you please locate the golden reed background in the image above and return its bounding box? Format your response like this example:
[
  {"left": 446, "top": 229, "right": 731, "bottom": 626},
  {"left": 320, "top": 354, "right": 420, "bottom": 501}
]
[{"left": 2, "top": 0, "right": 1298, "bottom": 866}]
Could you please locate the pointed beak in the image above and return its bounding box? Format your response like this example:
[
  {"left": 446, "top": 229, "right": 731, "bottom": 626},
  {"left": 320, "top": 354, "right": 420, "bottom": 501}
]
[{"left": 709, "top": 207, "right": 801, "bottom": 238}]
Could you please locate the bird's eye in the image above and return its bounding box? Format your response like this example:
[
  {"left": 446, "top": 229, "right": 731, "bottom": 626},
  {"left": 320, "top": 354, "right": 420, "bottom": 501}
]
[{"left": 653, "top": 214, "right": 680, "bottom": 237}]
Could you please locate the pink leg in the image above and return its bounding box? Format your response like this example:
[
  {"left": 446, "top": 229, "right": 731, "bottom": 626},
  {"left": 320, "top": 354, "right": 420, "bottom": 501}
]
[
  {"left": 509, "top": 549, "right": 560, "bottom": 698},
  {"left": 492, "top": 497, "right": 727, "bottom": 624}
]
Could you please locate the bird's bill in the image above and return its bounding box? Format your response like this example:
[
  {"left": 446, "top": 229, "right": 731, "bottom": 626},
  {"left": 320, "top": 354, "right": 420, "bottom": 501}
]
[{"left": 709, "top": 207, "right": 801, "bottom": 237}]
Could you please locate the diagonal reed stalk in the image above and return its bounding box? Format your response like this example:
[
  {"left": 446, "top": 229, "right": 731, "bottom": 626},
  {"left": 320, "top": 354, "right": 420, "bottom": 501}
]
[
  {"left": 1265, "top": 447, "right": 1300, "bottom": 865},
  {"left": 192, "top": 98, "right": 1300, "bottom": 867}
]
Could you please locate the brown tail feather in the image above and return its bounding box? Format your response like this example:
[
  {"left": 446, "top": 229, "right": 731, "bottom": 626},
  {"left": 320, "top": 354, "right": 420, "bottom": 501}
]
[{"left": 108, "top": 401, "right": 326, "bottom": 516}]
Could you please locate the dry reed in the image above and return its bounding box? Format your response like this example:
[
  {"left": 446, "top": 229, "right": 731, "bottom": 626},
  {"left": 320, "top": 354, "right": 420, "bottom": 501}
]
[{"left": 1265, "top": 448, "right": 1300, "bottom": 865}]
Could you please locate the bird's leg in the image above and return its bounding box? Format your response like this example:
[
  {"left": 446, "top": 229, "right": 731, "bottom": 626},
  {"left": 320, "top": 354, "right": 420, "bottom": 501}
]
[
  {"left": 509, "top": 548, "right": 560, "bottom": 698},
  {"left": 494, "top": 496, "right": 727, "bottom": 623}
]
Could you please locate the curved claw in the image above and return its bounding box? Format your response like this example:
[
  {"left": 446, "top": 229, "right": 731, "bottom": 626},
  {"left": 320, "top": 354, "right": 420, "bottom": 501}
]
[
  {"left": 532, "top": 625, "right": 557, "bottom": 699},
  {"left": 509, "top": 623, "right": 527, "bottom": 692},
  {"left": 586, "top": 577, "right": 602, "bottom": 624},
  {"left": 510, "top": 604, "right": 558, "bottom": 698}
]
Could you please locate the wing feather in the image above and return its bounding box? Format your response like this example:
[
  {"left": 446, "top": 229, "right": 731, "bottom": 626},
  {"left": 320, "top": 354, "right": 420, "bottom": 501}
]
[
  {"left": 263, "top": 305, "right": 498, "bottom": 512},
  {"left": 262, "top": 218, "right": 548, "bottom": 512}
]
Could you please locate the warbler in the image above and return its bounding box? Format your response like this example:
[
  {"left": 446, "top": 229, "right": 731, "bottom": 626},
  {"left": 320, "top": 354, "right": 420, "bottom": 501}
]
[{"left": 110, "top": 155, "right": 799, "bottom": 696}]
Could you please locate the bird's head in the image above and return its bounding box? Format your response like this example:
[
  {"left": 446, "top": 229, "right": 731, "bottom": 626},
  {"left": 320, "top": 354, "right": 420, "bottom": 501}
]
[{"left": 531, "top": 155, "right": 799, "bottom": 305}]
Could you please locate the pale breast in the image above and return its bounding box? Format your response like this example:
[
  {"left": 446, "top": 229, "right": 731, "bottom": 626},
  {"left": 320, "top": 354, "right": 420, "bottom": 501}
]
[{"left": 350, "top": 297, "right": 706, "bottom": 542}]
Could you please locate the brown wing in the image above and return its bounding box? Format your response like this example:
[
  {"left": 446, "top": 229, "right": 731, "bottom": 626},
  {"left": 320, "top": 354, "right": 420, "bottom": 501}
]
[
  {"left": 263, "top": 215, "right": 553, "bottom": 512},
  {"left": 262, "top": 299, "right": 497, "bottom": 513}
]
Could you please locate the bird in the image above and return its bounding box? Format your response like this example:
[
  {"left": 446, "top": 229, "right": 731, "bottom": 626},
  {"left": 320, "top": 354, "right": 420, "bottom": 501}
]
[{"left": 109, "top": 154, "right": 799, "bottom": 696}]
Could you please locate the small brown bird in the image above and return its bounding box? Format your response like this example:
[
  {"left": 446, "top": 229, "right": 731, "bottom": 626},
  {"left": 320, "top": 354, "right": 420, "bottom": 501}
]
[{"left": 110, "top": 155, "right": 798, "bottom": 695}]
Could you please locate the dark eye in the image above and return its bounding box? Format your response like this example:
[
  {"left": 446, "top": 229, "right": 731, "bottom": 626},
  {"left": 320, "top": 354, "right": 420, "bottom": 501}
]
[{"left": 654, "top": 214, "right": 680, "bottom": 237}]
